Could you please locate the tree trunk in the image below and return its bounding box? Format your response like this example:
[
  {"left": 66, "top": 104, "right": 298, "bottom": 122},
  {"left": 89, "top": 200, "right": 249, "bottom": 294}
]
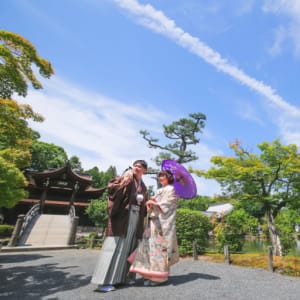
[{"left": 266, "top": 211, "right": 282, "bottom": 256}]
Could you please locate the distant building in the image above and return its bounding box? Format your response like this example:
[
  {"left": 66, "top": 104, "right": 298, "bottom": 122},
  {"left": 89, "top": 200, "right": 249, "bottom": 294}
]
[{"left": 203, "top": 203, "right": 234, "bottom": 218}]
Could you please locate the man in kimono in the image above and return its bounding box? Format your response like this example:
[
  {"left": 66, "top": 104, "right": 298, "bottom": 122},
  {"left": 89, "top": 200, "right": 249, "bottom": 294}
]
[{"left": 91, "top": 159, "right": 148, "bottom": 292}]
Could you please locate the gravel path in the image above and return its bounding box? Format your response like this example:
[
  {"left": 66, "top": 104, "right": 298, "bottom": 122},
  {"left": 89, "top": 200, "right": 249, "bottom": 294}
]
[{"left": 0, "top": 249, "right": 299, "bottom": 300}]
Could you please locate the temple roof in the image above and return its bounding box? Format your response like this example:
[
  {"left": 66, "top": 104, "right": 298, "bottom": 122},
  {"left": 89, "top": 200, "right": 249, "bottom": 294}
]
[
  {"left": 27, "top": 163, "right": 92, "bottom": 184},
  {"left": 25, "top": 163, "right": 106, "bottom": 200}
]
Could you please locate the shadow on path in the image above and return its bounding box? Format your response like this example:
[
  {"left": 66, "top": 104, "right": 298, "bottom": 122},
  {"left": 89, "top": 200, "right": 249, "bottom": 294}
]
[
  {"left": 170, "top": 272, "right": 220, "bottom": 285},
  {"left": 125, "top": 272, "right": 220, "bottom": 289},
  {"left": 0, "top": 253, "right": 52, "bottom": 264},
  {"left": 0, "top": 263, "right": 91, "bottom": 299}
]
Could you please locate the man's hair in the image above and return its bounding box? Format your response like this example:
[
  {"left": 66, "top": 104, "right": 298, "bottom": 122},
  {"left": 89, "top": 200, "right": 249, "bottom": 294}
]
[{"left": 133, "top": 159, "right": 148, "bottom": 170}]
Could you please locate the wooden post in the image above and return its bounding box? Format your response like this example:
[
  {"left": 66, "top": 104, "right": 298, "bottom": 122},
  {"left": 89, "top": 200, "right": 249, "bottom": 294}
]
[
  {"left": 193, "top": 240, "right": 198, "bottom": 261},
  {"left": 68, "top": 216, "right": 79, "bottom": 245},
  {"left": 8, "top": 214, "right": 25, "bottom": 247},
  {"left": 224, "top": 245, "right": 231, "bottom": 264},
  {"left": 268, "top": 246, "right": 274, "bottom": 272},
  {"left": 40, "top": 177, "right": 50, "bottom": 214},
  {"left": 69, "top": 182, "right": 79, "bottom": 211}
]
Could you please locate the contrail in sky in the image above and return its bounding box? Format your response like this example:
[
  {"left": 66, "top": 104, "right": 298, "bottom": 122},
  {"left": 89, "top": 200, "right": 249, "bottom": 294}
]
[{"left": 113, "top": 0, "right": 300, "bottom": 117}]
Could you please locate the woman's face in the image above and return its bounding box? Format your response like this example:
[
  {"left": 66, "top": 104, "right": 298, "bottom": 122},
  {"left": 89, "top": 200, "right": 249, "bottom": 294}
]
[{"left": 159, "top": 174, "right": 169, "bottom": 187}]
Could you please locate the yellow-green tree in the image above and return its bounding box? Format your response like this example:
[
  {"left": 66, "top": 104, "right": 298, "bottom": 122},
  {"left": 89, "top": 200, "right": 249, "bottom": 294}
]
[
  {"left": 0, "top": 99, "right": 44, "bottom": 207},
  {"left": 0, "top": 30, "right": 54, "bottom": 99},
  {"left": 0, "top": 30, "right": 53, "bottom": 208},
  {"left": 0, "top": 156, "right": 27, "bottom": 208},
  {"left": 193, "top": 139, "right": 300, "bottom": 256}
]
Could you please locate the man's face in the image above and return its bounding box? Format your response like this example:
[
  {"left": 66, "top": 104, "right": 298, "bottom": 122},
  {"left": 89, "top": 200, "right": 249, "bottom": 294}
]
[{"left": 132, "top": 163, "right": 146, "bottom": 178}]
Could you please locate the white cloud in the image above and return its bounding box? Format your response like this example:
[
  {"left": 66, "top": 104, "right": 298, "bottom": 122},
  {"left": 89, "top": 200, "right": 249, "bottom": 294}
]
[
  {"left": 18, "top": 76, "right": 165, "bottom": 173},
  {"left": 263, "top": 0, "right": 300, "bottom": 56},
  {"left": 269, "top": 26, "right": 286, "bottom": 56},
  {"left": 234, "top": 0, "right": 255, "bottom": 16},
  {"left": 113, "top": 0, "right": 300, "bottom": 148},
  {"left": 235, "top": 100, "right": 264, "bottom": 126},
  {"left": 17, "top": 76, "right": 222, "bottom": 196}
]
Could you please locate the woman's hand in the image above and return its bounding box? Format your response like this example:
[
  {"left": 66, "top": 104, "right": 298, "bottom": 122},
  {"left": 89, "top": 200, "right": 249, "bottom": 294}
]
[
  {"left": 149, "top": 196, "right": 157, "bottom": 201},
  {"left": 146, "top": 200, "right": 156, "bottom": 211}
]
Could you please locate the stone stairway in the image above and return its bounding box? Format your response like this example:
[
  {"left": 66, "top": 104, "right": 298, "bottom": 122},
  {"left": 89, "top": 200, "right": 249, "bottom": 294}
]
[{"left": 20, "top": 214, "right": 71, "bottom": 246}]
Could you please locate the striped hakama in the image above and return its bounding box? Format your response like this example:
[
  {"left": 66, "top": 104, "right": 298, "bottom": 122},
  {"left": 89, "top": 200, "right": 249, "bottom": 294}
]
[{"left": 91, "top": 204, "right": 140, "bottom": 285}]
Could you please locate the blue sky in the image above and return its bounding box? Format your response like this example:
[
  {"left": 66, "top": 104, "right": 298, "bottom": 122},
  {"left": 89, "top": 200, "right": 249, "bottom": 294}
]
[{"left": 2, "top": 0, "right": 300, "bottom": 196}]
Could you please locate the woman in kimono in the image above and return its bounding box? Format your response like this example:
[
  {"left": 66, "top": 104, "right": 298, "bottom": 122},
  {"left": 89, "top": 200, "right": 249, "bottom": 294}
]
[
  {"left": 129, "top": 170, "right": 179, "bottom": 286},
  {"left": 91, "top": 160, "right": 148, "bottom": 292}
]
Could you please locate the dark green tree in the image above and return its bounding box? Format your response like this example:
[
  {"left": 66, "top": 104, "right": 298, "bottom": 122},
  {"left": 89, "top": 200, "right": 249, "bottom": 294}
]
[
  {"left": 85, "top": 166, "right": 117, "bottom": 188},
  {"left": 85, "top": 166, "right": 118, "bottom": 228},
  {"left": 69, "top": 155, "right": 84, "bottom": 173},
  {"left": 178, "top": 195, "right": 211, "bottom": 211},
  {"left": 140, "top": 112, "right": 206, "bottom": 166},
  {"left": 29, "top": 140, "right": 67, "bottom": 171}
]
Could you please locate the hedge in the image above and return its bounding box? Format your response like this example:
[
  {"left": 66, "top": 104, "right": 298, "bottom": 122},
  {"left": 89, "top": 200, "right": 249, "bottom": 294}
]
[{"left": 176, "top": 208, "right": 212, "bottom": 255}]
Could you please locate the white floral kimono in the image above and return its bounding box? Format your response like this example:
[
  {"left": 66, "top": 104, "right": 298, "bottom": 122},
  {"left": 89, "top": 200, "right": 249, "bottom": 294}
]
[{"left": 130, "top": 184, "right": 179, "bottom": 282}]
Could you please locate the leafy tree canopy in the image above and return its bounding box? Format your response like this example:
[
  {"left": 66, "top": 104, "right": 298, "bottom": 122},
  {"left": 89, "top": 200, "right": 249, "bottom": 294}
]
[
  {"left": 69, "top": 155, "right": 83, "bottom": 173},
  {"left": 178, "top": 195, "right": 211, "bottom": 211},
  {"left": 0, "top": 156, "right": 27, "bottom": 208},
  {"left": 140, "top": 112, "right": 206, "bottom": 166},
  {"left": 29, "top": 140, "right": 68, "bottom": 171},
  {"left": 0, "top": 98, "right": 43, "bottom": 169},
  {"left": 193, "top": 139, "right": 300, "bottom": 256},
  {"left": 85, "top": 166, "right": 117, "bottom": 188},
  {"left": 0, "top": 30, "right": 54, "bottom": 99}
]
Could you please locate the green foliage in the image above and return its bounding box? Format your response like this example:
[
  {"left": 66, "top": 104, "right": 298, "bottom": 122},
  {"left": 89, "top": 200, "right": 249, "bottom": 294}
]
[
  {"left": 0, "top": 98, "right": 43, "bottom": 169},
  {"left": 0, "top": 30, "right": 54, "bottom": 99},
  {"left": 275, "top": 209, "right": 300, "bottom": 255},
  {"left": 140, "top": 112, "right": 206, "bottom": 165},
  {"left": 0, "top": 224, "right": 14, "bottom": 238},
  {"left": 176, "top": 208, "right": 212, "bottom": 255},
  {"left": 29, "top": 140, "right": 68, "bottom": 171},
  {"left": 234, "top": 199, "right": 265, "bottom": 219},
  {"left": 85, "top": 197, "right": 108, "bottom": 229},
  {"left": 178, "top": 195, "right": 211, "bottom": 211},
  {"left": 0, "top": 154, "right": 27, "bottom": 208},
  {"left": 195, "top": 139, "right": 300, "bottom": 255},
  {"left": 69, "top": 155, "right": 83, "bottom": 173},
  {"left": 85, "top": 166, "right": 117, "bottom": 188},
  {"left": 214, "top": 209, "right": 259, "bottom": 253},
  {"left": 0, "top": 98, "right": 42, "bottom": 209}
]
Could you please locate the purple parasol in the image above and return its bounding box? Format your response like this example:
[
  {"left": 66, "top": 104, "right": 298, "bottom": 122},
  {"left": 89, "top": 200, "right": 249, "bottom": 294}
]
[{"left": 161, "top": 159, "right": 197, "bottom": 199}]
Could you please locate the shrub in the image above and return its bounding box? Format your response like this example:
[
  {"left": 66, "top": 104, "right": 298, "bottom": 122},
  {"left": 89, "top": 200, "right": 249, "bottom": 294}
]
[
  {"left": 214, "top": 209, "right": 259, "bottom": 253},
  {"left": 0, "top": 224, "right": 14, "bottom": 238},
  {"left": 85, "top": 198, "right": 108, "bottom": 230},
  {"left": 275, "top": 209, "right": 300, "bottom": 255},
  {"left": 176, "top": 208, "right": 212, "bottom": 255}
]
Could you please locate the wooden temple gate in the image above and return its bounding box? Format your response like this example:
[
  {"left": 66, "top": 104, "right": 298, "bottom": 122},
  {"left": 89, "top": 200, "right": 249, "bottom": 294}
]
[{"left": 5, "top": 163, "right": 105, "bottom": 247}]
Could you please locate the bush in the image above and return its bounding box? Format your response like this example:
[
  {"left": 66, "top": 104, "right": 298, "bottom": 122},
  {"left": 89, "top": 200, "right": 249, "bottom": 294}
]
[
  {"left": 214, "top": 209, "right": 259, "bottom": 253},
  {"left": 176, "top": 208, "right": 212, "bottom": 255},
  {"left": 0, "top": 224, "right": 14, "bottom": 238},
  {"left": 85, "top": 198, "right": 108, "bottom": 230},
  {"left": 215, "top": 227, "right": 245, "bottom": 253}
]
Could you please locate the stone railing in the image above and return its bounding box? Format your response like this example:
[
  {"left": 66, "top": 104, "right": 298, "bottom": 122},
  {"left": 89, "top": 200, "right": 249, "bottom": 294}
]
[
  {"left": 67, "top": 205, "right": 79, "bottom": 245},
  {"left": 9, "top": 203, "right": 40, "bottom": 246},
  {"left": 68, "top": 204, "right": 76, "bottom": 221}
]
